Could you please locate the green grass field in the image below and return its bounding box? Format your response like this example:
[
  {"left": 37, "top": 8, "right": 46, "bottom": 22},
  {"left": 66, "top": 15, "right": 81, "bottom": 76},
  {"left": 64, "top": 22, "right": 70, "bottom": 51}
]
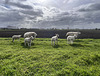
[{"left": 0, "top": 38, "right": 100, "bottom": 76}]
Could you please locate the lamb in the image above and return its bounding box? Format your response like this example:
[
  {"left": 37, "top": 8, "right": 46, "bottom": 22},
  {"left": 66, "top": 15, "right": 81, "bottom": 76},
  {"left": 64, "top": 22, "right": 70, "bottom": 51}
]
[
  {"left": 24, "top": 32, "right": 37, "bottom": 40},
  {"left": 24, "top": 36, "right": 34, "bottom": 47},
  {"left": 12, "top": 35, "right": 21, "bottom": 42},
  {"left": 66, "top": 32, "right": 81, "bottom": 38},
  {"left": 67, "top": 35, "right": 77, "bottom": 44},
  {"left": 51, "top": 34, "right": 59, "bottom": 46}
]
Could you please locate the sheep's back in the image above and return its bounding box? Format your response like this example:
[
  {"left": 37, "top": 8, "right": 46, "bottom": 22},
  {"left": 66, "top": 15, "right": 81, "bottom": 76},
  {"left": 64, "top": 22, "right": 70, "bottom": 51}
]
[
  {"left": 24, "top": 38, "right": 31, "bottom": 42},
  {"left": 24, "top": 32, "right": 37, "bottom": 38}
]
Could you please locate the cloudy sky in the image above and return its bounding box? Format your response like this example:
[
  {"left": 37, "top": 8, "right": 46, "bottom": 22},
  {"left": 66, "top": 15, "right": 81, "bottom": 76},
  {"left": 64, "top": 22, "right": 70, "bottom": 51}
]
[{"left": 0, "top": 0, "right": 100, "bottom": 29}]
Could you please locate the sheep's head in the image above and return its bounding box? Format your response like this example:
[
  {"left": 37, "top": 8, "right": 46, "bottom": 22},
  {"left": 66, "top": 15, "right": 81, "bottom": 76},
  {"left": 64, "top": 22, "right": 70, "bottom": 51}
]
[
  {"left": 56, "top": 34, "right": 59, "bottom": 37},
  {"left": 78, "top": 32, "right": 81, "bottom": 34},
  {"left": 30, "top": 36, "right": 34, "bottom": 40},
  {"left": 19, "top": 35, "right": 22, "bottom": 37},
  {"left": 31, "top": 32, "right": 37, "bottom": 38},
  {"left": 66, "top": 33, "right": 68, "bottom": 36},
  {"left": 74, "top": 35, "right": 77, "bottom": 39}
]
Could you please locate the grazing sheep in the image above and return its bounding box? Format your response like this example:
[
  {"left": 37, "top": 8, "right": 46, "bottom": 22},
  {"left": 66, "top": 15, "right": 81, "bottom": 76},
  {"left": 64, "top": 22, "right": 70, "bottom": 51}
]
[
  {"left": 51, "top": 34, "right": 59, "bottom": 46},
  {"left": 12, "top": 35, "right": 21, "bottom": 42},
  {"left": 67, "top": 35, "right": 77, "bottom": 44},
  {"left": 24, "top": 32, "right": 37, "bottom": 40},
  {"left": 66, "top": 32, "right": 81, "bottom": 38},
  {"left": 24, "top": 36, "right": 34, "bottom": 47}
]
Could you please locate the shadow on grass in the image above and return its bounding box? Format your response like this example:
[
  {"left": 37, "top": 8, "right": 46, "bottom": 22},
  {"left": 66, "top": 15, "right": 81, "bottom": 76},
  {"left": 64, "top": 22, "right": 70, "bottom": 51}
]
[
  {"left": 75, "top": 39, "right": 84, "bottom": 42},
  {"left": 70, "top": 43, "right": 83, "bottom": 47},
  {"left": 8, "top": 41, "right": 21, "bottom": 45},
  {"left": 52, "top": 45, "right": 60, "bottom": 48},
  {"left": 21, "top": 42, "right": 36, "bottom": 49}
]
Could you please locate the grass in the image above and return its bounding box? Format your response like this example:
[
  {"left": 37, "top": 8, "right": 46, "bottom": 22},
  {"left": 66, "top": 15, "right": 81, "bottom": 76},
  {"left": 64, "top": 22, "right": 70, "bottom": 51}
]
[{"left": 0, "top": 38, "right": 100, "bottom": 76}]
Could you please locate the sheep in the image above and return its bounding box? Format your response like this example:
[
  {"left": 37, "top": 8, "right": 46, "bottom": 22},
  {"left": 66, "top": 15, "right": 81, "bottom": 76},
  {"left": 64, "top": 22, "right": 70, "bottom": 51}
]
[
  {"left": 24, "top": 32, "right": 37, "bottom": 40},
  {"left": 51, "top": 34, "right": 59, "bottom": 46},
  {"left": 12, "top": 35, "right": 21, "bottom": 42},
  {"left": 67, "top": 35, "right": 77, "bottom": 44},
  {"left": 24, "top": 36, "right": 34, "bottom": 47},
  {"left": 66, "top": 32, "right": 81, "bottom": 38}
]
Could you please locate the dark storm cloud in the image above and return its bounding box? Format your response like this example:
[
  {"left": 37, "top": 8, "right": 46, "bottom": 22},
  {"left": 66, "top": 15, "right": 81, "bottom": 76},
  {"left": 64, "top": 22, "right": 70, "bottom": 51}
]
[
  {"left": 55, "top": 10, "right": 100, "bottom": 26},
  {"left": 19, "top": 9, "right": 43, "bottom": 17},
  {"left": 19, "top": 0, "right": 27, "bottom": 1},
  {"left": 3, "top": 0, "right": 43, "bottom": 17},
  {"left": 74, "top": 2, "right": 100, "bottom": 24},
  {"left": 49, "top": 11, "right": 85, "bottom": 25},
  {"left": 4, "top": 0, "right": 33, "bottom": 9},
  {"left": 5, "top": 0, "right": 10, "bottom": 4},
  {"left": 83, "top": 11, "right": 100, "bottom": 23},
  {"left": 9, "top": 2, "right": 33, "bottom": 9},
  {"left": 39, "top": 11, "right": 83, "bottom": 26},
  {"left": 0, "top": 11, "right": 24, "bottom": 22},
  {"left": 78, "top": 3, "right": 100, "bottom": 12},
  {"left": 39, "top": 5, "right": 100, "bottom": 29}
]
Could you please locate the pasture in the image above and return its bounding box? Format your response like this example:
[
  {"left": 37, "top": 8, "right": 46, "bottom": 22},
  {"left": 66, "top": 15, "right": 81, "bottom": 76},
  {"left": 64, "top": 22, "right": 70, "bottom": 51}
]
[{"left": 0, "top": 38, "right": 100, "bottom": 76}]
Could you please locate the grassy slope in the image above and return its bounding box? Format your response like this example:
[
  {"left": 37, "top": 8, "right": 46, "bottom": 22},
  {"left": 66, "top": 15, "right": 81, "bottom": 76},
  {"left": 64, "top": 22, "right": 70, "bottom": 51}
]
[{"left": 0, "top": 38, "right": 100, "bottom": 76}]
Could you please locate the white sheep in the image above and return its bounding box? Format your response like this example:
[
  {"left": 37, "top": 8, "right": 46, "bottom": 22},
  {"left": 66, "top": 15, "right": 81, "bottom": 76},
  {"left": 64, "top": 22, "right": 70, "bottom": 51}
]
[
  {"left": 51, "top": 34, "right": 59, "bottom": 46},
  {"left": 66, "top": 32, "right": 81, "bottom": 38},
  {"left": 12, "top": 35, "right": 21, "bottom": 42},
  {"left": 24, "top": 32, "right": 37, "bottom": 40},
  {"left": 24, "top": 36, "right": 34, "bottom": 47},
  {"left": 67, "top": 35, "right": 77, "bottom": 44}
]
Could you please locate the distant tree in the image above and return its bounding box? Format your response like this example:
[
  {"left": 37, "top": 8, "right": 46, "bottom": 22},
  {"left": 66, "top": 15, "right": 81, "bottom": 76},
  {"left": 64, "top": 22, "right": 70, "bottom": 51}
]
[{"left": 95, "top": 28, "right": 98, "bottom": 30}]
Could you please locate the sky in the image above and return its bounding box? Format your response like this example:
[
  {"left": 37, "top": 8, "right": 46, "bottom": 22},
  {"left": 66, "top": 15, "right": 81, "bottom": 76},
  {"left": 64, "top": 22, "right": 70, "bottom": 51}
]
[{"left": 0, "top": 0, "right": 100, "bottom": 29}]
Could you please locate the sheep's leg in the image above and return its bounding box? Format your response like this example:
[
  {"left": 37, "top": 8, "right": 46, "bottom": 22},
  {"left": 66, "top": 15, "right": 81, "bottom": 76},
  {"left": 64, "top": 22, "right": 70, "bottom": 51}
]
[
  {"left": 24, "top": 42, "right": 26, "bottom": 46},
  {"left": 12, "top": 39, "right": 14, "bottom": 42},
  {"left": 68, "top": 41, "right": 70, "bottom": 44},
  {"left": 70, "top": 40, "right": 72, "bottom": 44},
  {"left": 69, "top": 40, "right": 71, "bottom": 44},
  {"left": 67, "top": 39, "right": 68, "bottom": 44},
  {"left": 72, "top": 41, "right": 73, "bottom": 44},
  {"left": 70, "top": 41, "right": 72, "bottom": 44},
  {"left": 18, "top": 38, "right": 20, "bottom": 41},
  {"left": 30, "top": 43, "right": 31, "bottom": 46},
  {"left": 71, "top": 41, "right": 73, "bottom": 44},
  {"left": 51, "top": 41, "right": 53, "bottom": 46},
  {"left": 29, "top": 43, "right": 30, "bottom": 47},
  {"left": 67, "top": 40, "right": 69, "bottom": 44},
  {"left": 67, "top": 41, "right": 69, "bottom": 44},
  {"left": 28, "top": 43, "right": 30, "bottom": 47},
  {"left": 54, "top": 41, "right": 55, "bottom": 45},
  {"left": 30, "top": 42, "right": 31, "bottom": 46},
  {"left": 56, "top": 40, "right": 58, "bottom": 45}
]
